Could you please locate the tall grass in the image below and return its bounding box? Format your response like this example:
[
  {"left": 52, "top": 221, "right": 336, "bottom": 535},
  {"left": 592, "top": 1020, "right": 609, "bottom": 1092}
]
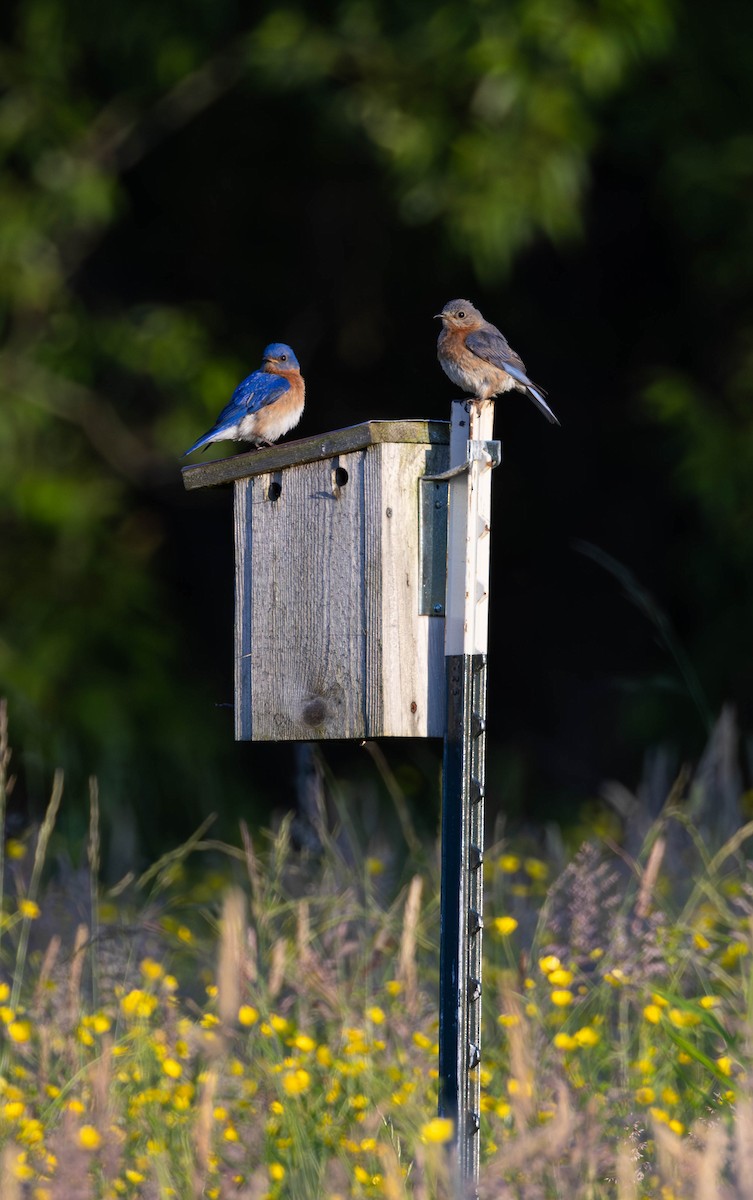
[{"left": 0, "top": 708, "right": 751, "bottom": 1198}]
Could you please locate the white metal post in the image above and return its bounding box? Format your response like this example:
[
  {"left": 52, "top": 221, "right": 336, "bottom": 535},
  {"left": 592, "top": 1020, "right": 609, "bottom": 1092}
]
[{"left": 439, "top": 398, "right": 497, "bottom": 1193}]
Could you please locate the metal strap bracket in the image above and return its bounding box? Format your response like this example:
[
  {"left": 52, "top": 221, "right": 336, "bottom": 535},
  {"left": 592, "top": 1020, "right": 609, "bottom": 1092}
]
[{"left": 424, "top": 439, "right": 502, "bottom": 482}]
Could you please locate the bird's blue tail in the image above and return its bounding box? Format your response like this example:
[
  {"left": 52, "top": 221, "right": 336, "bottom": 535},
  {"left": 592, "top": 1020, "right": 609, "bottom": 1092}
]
[{"left": 182, "top": 430, "right": 216, "bottom": 457}]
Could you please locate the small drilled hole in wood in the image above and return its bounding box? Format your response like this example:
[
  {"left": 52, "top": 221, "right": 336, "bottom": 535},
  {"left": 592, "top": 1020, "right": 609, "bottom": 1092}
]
[
  {"left": 268, "top": 480, "right": 282, "bottom": 501},
  {"left": 334, "top": 467, "right": 349, "bottom": 488}
]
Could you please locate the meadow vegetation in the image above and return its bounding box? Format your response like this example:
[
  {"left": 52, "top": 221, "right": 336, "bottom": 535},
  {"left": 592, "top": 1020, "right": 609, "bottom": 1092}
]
[{"left": 0, "top": 701, "right": 752, "bottom": 1199}]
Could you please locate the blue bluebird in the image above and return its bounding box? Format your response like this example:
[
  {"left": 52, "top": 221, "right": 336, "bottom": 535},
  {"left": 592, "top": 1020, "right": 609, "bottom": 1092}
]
[
  {"left": 436, "top": 299, "right": 558, "bottom": 424},
  {"left": 183, "top": 342, "right": 305, "bottom": 455}
]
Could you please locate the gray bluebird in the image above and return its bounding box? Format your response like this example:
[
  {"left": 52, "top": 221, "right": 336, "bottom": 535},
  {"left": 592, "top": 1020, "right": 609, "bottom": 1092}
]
[{"left": 436, "top": 299, "right": 558, "bottom": 424}]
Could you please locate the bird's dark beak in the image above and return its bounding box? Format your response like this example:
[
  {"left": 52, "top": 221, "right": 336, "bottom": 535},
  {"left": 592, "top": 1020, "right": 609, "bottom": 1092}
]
[{"left": 434, "top": 313, "right": 444, "bottom": 320}]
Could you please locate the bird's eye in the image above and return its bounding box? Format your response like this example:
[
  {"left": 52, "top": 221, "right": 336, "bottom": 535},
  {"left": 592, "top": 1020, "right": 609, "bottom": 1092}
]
[
  {"left": 457, "top": 310, "right": 465, "bottom": 319},
  {"left": 279, "top": 354, "right": 287, "bottom": 361}
]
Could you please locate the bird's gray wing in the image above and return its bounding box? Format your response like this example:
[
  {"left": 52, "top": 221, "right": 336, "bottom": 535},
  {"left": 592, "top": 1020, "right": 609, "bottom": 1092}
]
[
  {"left": 466, "top": 327, "right": 531, "bottom": 381},
  {"left": 466, "top": 327, "right": 559, "bottom": 424}
]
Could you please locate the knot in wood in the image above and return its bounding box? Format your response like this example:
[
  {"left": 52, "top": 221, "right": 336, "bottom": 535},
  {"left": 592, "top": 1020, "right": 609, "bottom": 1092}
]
[{"left": 302, "top": 697, "right": 329, "bottom": 727}]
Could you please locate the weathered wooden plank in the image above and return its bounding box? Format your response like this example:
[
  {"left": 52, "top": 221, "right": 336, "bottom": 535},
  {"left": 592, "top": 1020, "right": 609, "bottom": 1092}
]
[
  {"left": 379, "top": 441, "right": 448, "bottom": 737},
  {"left": 234, "top": 478, "right": 253, "bottom": 739},
  {"left": 182, "top": 419, "right": 449, "bottom": 491},
  {"left": 239, "top": 453, "right": 368, "bottom": 740},
  {"left": 362, "top": 446, "right": 384, "bottom": 736}
]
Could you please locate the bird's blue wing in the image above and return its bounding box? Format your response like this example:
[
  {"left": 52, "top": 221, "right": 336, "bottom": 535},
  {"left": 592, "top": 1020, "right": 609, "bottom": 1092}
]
[
  {"left": 215, "top": 370, "right": 290, "bottom": 423},
  {"left": 183, "top": 371, "right": 291, "bottom": 455}
]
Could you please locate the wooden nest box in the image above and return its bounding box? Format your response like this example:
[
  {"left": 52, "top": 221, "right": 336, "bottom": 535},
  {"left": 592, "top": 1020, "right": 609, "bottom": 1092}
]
[{"left": 182, "top": 420, "right": 450, "bottom": 740}]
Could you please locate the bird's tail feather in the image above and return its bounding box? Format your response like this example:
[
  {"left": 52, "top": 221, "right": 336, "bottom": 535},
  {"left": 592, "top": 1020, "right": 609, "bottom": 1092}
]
[
  {"left": 182, "top": 430, "right": 216, "bottom": 457},
  {"left": 526, "top": 384, "right": 560, "bottom": 425}
]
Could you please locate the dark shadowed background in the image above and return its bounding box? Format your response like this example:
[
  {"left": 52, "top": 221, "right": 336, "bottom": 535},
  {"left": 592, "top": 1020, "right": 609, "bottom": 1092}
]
[{"left": 2, "top": 0, "right": 752, "bottom": 864}]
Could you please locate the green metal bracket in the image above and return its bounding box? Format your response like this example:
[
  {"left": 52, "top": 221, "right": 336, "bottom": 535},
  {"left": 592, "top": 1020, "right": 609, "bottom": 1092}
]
[{"left": 418, "top": 477, "right": 449, "bottom": 616}]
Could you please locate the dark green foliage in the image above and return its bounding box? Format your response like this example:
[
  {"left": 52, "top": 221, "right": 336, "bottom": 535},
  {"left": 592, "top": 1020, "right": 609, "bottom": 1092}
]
[{"left": 1, "top": 0, "right": 752, "bottom": 844}]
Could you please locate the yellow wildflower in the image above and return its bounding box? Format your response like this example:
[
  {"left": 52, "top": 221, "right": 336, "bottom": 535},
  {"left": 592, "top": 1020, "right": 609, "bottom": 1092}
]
[
  {"left": 497, "top": 855, "right": 520, "bottom": 872},
  {"left": 282, "top": 1069, "right": 310, "bottom": 1096},
  {"left": 720, "top": 941, "right": 748, "bottom": 969},
  {"left": 120, "top": 990, "right": 157, "bottom": 1019},
  {"left": 13, "top": 1155, "right": 33, "bottom": 1181},
  {"left": 507, "top": 1078, "right": 533, "bottom": 1097},
  {"left": 643, "top": 1005, "right": 663, "bottom": 1024},
  {"left": 268, "top": 1163, "right": 285, "bottom": 1181},
  {"left": 78, "top": 1125, "right": 101, "bottom": 1151},
  {"left": 548, "top": 968, "right": 574, "bottom": 987},
  {"left": 497, "top": 1013, "right": 520, "bottom": 1028},
  {"left": 538, "top": 955, "right": 561, "bottom": 975},
  {"left": 420, "top": 1117, "right": 455, "bottom": 1144},
  {"left": 550, "top": 990, "right": 574, "bottom": 1007},
  {"left": 7, "top": 1020, "right": 32, "bottom": 1044},
  {"left": 20, "top": 1118, "right": 43, "bottom": 1144},
  {"left": 668, "top": 1008, "right": 701, "bottom": 1029},
  {"left": 524, "top": 857, "right": 548, "bottom": 880},
  {"left": 604, "top": 968, "right": 629, "bottom": 987},
  {"left": 493, "top": 916, "right": 518, "bottom": 936},
  {"left": 574, "top": 1026, "right": 600, "bottom": 1047},
  {"left": 17, "top": 900, "right": 40, "bottom": 920},
  {"left": 238, "top": 1004, "right": 258, "bottom": 1026}
]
